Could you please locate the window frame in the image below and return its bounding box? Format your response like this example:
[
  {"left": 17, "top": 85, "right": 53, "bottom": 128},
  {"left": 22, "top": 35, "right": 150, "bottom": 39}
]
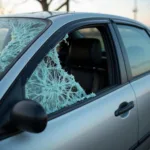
[
  {"left": 112, "top": 21, "right": 150, "bottom": 81},
  {"left": 20, "top": 19, "right": 123, "bottom": 118}
]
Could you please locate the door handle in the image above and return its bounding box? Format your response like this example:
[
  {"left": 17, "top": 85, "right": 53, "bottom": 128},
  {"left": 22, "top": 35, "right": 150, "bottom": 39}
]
[{"left": 115, "top": 101, "right": 134, "bottom": 117}]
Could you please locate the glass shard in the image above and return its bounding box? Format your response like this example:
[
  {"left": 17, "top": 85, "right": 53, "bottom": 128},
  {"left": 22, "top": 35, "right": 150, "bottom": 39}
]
[
  {"left": 0, "top": 18, "right": 47, "bottom": 74},
  {"left": 25, "top": 35, "right": 96, "bottom": 114}
]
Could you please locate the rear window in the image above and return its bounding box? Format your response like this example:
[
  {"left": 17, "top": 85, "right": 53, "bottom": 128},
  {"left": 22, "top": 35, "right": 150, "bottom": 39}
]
[
  {"left": 0, "top": 18, "right": 48, "bottom": 77},
  {"left": 117, "top": 25, "right": 150, "bottom": 77}
]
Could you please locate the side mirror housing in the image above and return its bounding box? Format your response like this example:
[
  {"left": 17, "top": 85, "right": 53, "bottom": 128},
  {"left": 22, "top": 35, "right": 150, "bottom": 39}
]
[{"left": 10, "top": 100, "right": 47, "bottom": 133}]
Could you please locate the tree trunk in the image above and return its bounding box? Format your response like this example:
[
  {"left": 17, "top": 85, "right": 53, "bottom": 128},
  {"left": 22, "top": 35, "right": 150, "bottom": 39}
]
[
  {"left": 41, "top": 1, "right": 49, "bottom": 11},
  {"left": 66, "top": 0, "right": 69, "bottom": 12}
]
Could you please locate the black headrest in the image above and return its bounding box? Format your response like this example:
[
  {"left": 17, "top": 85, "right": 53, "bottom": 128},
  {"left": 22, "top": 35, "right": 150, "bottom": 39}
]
[{"left": 68, "top": 38, "right": 102, "bottom": 66}]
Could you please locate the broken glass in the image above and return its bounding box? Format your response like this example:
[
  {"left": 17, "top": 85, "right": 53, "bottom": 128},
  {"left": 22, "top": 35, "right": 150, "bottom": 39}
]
[
  {"left": 0, "top": 18, "right": 47, "bottom": 74},
  {"left": 25, "top": 35, "right": 96, "bottom": 114}
]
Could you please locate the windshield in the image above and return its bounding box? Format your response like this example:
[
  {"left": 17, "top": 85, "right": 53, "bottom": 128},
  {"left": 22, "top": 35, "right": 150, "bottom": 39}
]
[{"left": 0, "top": 18, "right": 47, "bottom": 76}]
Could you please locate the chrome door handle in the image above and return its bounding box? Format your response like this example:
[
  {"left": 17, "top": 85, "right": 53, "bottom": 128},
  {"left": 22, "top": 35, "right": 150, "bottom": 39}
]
[{"left": 115, "top": 101, "right": 134, "bottom": 117}]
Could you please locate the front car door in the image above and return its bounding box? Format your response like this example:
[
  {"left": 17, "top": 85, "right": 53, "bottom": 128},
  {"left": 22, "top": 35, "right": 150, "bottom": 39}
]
[{"left": 0, "top": 15, "right": 138, "bottom": 150}]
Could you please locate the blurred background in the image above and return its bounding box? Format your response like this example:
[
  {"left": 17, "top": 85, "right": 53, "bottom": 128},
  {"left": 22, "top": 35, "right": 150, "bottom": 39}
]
[{"left": 0, "top": 0, "right": 149, "bottom": 27}]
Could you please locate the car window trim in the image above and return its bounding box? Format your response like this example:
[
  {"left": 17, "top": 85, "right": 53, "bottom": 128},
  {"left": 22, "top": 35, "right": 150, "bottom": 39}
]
[
  {"left": 108, "top": 23, "right": 127, "bottom": 84},
  {"left": 22, "top": 19, "right": 125, "bottom": 85},
  {"left": 112, "top": 19, "right": 148, "bottom": 29},
  {"left": 21, "top": 19, "right": 121, "bottom": 116}
]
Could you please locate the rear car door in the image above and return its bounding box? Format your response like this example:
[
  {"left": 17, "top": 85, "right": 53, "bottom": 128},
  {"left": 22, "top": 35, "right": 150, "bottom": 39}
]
[
  {"left": 0, "top": 18, "right": 139, "bottom": 150},
  {"left": 115, "top": 22, "right": 150, "bottom": 149}
]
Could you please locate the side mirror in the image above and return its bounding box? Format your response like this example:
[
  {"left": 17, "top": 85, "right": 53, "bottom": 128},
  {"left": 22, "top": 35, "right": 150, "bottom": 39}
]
[{"left": 10, "top": 100, "right": 47, "bottom": 133}]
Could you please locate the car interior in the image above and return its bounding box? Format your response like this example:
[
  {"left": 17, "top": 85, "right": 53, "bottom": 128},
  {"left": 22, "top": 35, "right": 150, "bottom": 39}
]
[{"left": 58, "top": 27, "right": 110, "bottom": 94}]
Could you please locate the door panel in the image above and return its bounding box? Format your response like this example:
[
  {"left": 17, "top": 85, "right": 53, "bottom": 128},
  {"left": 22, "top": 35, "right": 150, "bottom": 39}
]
[
  {"left": 0, "top": 84, "right": 138, "bottom": 150},
  {"left": 131, "top": 75, "right": 150, "bottom": 140},
  {"left": 115, "top": 24, "right": 150, "bottom": 145}
]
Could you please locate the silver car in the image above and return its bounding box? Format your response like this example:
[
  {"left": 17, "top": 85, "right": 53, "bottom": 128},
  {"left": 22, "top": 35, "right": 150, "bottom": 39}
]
[{"left": 0, "top": 12, "right": 150, "bottom": 150}]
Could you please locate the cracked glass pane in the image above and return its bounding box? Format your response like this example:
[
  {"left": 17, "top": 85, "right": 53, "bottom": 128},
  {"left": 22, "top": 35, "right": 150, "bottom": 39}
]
[
  {"left": 25, "top": 35, "right": 96, "bottom": 114},
  {"left": 0, "top": 18, "right": 47, "bottom": 75}
]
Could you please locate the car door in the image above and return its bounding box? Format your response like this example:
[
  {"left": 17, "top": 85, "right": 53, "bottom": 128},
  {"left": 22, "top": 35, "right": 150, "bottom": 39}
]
[
  {"left": 0, "top": 18, "right": 138, "bottom": 150},
  {"left": 115, "top": 22, "right": 150, "bottom": 149}
]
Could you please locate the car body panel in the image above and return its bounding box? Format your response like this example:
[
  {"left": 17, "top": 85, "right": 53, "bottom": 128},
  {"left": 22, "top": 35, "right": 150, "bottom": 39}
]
[
  {"left": 112, "top": 19, "right": 150, "bottom": 145},
  {"left": 131, "top": 75, "right": 150, "bottom": 140},
  {"left": 0, "top": 84, "right": 138, "bottom": 150}
]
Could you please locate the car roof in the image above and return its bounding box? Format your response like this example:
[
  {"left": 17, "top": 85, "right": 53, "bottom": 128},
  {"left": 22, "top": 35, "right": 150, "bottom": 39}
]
[
  {"left": 0, "top": 11, "right": 148, "bottom": 29},
  {"left": 0, "top": 11, "right": 68, "bottom": 19},
  {"left": 0, "top": 11, "right": 139, "bottom": 21}
]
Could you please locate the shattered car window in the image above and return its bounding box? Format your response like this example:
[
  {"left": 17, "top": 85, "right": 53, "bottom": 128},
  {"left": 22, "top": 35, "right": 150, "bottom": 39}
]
[
  {"left": 25, "top": 35, "right": 96, "bottom": 114},
  {"left": 0, "top": 18, "right": 47, "bottom": 75}
]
